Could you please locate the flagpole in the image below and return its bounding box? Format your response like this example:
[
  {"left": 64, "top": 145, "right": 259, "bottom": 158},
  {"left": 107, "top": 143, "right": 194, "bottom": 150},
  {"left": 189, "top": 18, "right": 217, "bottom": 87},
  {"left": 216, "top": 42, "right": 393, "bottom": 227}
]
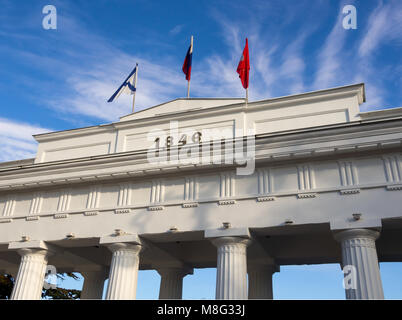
[
  {"left": 245, "top": 88, "right": 248, "bottom": 108},
  {"left": 187, "top": 35, "right": 193, "bottom": 99},
  {"left": 132, "top": 63, "right": 138, "bottom": 113}
]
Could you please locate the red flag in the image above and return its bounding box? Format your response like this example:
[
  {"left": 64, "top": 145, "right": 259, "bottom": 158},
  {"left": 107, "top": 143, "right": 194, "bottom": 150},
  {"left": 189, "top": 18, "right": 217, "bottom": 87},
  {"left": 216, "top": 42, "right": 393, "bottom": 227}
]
[
  {"left": 182, "top": 40, "right": 193, "bottom": 81},
  {"left": 236, "top": 38, "right": 250, "bottom": 89}
]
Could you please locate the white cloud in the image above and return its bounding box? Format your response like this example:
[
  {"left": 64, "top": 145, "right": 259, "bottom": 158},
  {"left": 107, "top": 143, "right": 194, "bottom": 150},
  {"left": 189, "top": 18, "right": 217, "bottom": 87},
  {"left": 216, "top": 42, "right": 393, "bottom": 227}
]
[
  {"left": 313, "top": 8, "right": 347, "bottom": 90},
  {"left": 353, "top": 1, "right": 402, "bottom": 109},
  {"left": 358, "top": 1, "right": 402, "bottom": 58},
  {"left": 1, "top": 0, "right": 400, "bottom": 161},
  {"left": 0, "top": 118, "right": 51, "bottom": 162},
  {"left": 278, "top": 32, "right": 311, "bottom": 95},
  {"left": 169, "top": 24, "right": 184, "bottom": 35},
  {"left": 50, "top": 55, "right": 188, "bottom": 122}
]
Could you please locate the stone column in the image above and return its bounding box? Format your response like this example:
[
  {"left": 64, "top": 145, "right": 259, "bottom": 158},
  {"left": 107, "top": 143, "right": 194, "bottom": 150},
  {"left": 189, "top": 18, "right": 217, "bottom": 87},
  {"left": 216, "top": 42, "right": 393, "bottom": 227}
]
[
  {"left": 211, "top": 237, "right": 251, "bottom": 300},
  {"left": 105, "top": 243, "right": 141, "bottom": 300},
  {"left": 334, "top": 229, "right": 384, "bottom": 300},
  {"left": 248, "top": 264, "right": 278, "bottom": 299},
  {"left": 81, "top": 269, "right": 108, "bottom": 299},
  {"left": 158, "top": 267, "right": 192, "bottom": 299},
  {"left": 11, "top": 248, "right": 49, "bottom": 300}
]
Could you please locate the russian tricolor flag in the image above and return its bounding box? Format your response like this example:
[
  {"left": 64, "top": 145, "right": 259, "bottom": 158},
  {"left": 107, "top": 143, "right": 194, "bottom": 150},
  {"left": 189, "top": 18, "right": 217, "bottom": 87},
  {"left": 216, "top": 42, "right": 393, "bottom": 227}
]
[{"left": 182, "top": 39, "right": 193, "bottom": 81}]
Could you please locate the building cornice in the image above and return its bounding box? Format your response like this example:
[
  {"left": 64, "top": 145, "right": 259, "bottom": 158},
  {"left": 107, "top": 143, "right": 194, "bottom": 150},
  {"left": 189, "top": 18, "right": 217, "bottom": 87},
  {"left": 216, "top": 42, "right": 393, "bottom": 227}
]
[{"left": 1, "top": 116, "right": 401, "bottom": 192}]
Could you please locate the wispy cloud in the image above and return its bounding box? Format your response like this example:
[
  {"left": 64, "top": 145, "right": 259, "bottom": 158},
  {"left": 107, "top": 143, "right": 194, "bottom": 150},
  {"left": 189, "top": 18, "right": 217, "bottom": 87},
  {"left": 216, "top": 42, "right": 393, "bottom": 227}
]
[
  {"left": 313, "top": 5, "right": 347, "bottom": 90},
  {"left": 1, "top": 0, "right": 401, "bottom": 163},
  {"left": 0, "top": 118, "right": 51, "bottom": 162},
  {"left": 358, "top": 1, "right": 402, "bottom": 58},
  {"left": 355, "top": 0, "right": 402, "bottom": 109},
  {"left": 169, "top": 24, "right": 184, "bottom": 35},
  {"left": 55, "top": 56, "right": 185, "bottom": 122}
]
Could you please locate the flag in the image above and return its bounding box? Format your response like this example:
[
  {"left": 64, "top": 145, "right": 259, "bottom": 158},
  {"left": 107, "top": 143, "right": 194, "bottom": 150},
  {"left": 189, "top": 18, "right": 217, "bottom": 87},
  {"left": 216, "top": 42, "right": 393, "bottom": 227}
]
[
  {"left": 237, "top": 38, "right": 250, "bottom": 89},
  {"left": 182, "top": 41, "right": 193, "bottom": 81},
  {"left": 108, "top": 64, "right": 137, "bottom": 103}
]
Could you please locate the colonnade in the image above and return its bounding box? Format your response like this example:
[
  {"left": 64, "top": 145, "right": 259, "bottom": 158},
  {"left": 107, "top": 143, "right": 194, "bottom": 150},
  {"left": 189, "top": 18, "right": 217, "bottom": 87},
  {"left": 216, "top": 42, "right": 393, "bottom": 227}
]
[{"left": 8, "top": 228, "right": 385, "bottom": 300}]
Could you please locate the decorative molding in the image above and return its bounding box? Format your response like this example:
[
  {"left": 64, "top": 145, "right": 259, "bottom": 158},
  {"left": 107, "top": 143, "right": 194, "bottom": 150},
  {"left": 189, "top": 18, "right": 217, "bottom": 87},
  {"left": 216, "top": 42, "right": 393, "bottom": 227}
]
[
  {"left": 86, "top": 186, "right": 101, "bottom": 209},
  {"left": 220, "top": 172, "right": 235, "bottom": 198},
  {"left": 297, "top": 165, "right": 315, "bottom": 191},
  {"left": 0, "top": 218, "right": 12, "bottom": 223},
  {"left": 26, "top": 215, "right": 39, "bottom": 221},
  {"left": 382, "top": 155, "right": 401, "bottom": 183},
  {"left": 338, "top": 161, "right": 358, "bottom": 187},
  {"left": 150, "top": 179, "right": 164, "bottom": 204},
  {"left": 29, "top": 192, "right": 43, "bottom": 215},
  {"left": 297, "top": 193, "right": 317, "bottom": 199},
  {"left": 57, "top": 189, "right": 71, "bottom": 212},
  {"left": 54, "top": 213, "right": 68, "bottom": 219},
  {"left": 115, "top": 208, "right": 131, "bottom": 214},
  {"left": 84, "top": 210, "right": 99, "bottom": 216},
  {"left": 3, "top": 152, "right": 402, "bottom": 221},
  {"left": 118, "top": 183, "right": 132, "bottom": 207},
  {"left": 2, "top": 196, "right": 16, "bottom": 217},
  {"left": 184, "top": 177, "right": 198, "bottom": 201},
  {"left": 257, "top": 168, "right": 272, "bottom": 195},
  {"left": 256, "top": 196, "right": 275, "bottom": 202},
  {"left": 182, "top": 202, "right": 199, "bottom": 208},
  {"left": 386, "top": 185, "right": 402, "bottom": 191},
  {"left": 148, "top": 206, "right": 164, "bottom": 211},
  {"left": 340, "top": 188, "right": 360, "bottom": 195},
  {"left": 218, "top": 200, "right": 236, "bottom": 206}
]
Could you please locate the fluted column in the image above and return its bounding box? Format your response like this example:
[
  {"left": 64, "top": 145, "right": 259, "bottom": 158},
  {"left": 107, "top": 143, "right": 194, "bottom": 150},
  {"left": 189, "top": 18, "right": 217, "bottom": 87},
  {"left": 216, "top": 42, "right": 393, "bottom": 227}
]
[
  {"left": 11, "top": 248, "right": 49, "bottom": 300},
  {"left": 105, "top": 243, "right": 141, "bottom": 300},
  {"left": 157, "top": 267, "right": 192, "bottom": 299},
  {"left": 211, "top": 237, "right": 251, "bottom": 300},
  {"left": 81, "top": 269, "right": 108, "bottom": 299},
  {"left": 334, "top": 229, "right": 384, "bottom": 300},
  {"left": 248, "top": 264, "right": 278, "bottom": 299}
]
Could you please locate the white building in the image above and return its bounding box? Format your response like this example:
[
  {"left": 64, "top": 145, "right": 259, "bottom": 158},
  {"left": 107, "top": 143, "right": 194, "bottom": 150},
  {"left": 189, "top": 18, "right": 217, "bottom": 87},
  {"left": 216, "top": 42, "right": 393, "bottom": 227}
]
[{"left": 0, "top": 83, "right": 401, "bottom": 299}]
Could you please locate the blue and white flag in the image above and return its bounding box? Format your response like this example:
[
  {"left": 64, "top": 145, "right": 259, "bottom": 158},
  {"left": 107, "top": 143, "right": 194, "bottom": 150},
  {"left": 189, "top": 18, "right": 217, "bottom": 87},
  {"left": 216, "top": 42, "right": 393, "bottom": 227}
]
[{"left": 108, "top": 64, "right": 138, "bottom": 102}]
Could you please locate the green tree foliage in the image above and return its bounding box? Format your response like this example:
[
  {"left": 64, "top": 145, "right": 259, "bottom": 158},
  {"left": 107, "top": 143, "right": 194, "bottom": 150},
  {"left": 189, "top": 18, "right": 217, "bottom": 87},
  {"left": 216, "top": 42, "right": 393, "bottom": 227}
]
[{"left": 0, "top": 273, "right": 81, "bottom": 300}]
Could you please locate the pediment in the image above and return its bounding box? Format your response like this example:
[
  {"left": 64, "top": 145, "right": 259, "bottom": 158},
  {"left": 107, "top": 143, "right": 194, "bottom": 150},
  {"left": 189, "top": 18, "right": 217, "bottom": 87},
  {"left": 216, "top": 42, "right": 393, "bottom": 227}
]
[{"left": 119, "top": 98, "right": 245, "bottom": 121}]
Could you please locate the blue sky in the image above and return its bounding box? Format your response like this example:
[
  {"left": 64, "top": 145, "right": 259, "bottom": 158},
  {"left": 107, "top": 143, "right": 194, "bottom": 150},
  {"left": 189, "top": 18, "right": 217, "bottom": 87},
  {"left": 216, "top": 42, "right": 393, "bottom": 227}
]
[
  {"left": 1, "top": 0, "right": 402, "bottom": 299},
  {"left": 1, "top": 0, "right": 401, "bottom": 162},
  {"left": 58, "top": 262, "right": 402, "bottom": 299}
]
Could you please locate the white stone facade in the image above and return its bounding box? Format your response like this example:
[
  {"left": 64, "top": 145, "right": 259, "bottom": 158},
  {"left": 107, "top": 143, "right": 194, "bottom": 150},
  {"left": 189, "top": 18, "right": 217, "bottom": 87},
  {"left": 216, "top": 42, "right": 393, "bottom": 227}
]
[{"left": 0, "top": 83, "right": 401, "bottom": 299}]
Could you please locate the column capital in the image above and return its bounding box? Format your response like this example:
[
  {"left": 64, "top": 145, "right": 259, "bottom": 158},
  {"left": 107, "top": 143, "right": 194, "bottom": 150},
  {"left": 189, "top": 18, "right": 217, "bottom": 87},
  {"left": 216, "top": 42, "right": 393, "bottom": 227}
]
[
  {"left": 100, "top": 234, "right": 142, "bottom": 254},
  {"left": 334, "top": 228, "right": 380, "bottom": 243},
  {"left": 205, "top": 227, "right": 250, "bottom": 239},
  {"left": 100, "top": 234, "right": 141, "bottom": 245},
  {"left": 211, "top": 236, "right": 251, "bottom": 248},
  {"left": 8, "top": 240, "right": 58, "bottom": 258},
  {"left": 106, "top": 242, "right": 142, "bottom": 254},
  {"left": 157, "top": 266, "right": 193, "bottom": 278},
  {"left": 16, "top": 248, "right": 48, "bottom": 258}
]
